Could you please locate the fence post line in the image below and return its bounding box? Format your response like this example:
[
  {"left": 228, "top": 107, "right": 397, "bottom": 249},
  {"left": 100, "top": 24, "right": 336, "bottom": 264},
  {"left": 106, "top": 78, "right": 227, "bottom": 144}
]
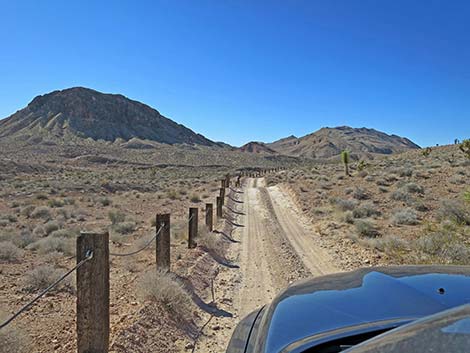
[
  {"left": 77, "top": 232, "right": 109, "bottom": 353},
  {"left": 188, "top": 207, "right": 198, "bottom": 249},
  {"left": 216, "top": 196, "right": 223, "bottom": 219},
  {"left": 156, "top": 213, "right": 171, "bottom": 271},
  {"left": 205, "top": 203, "right": 213, "bottom": 232}
]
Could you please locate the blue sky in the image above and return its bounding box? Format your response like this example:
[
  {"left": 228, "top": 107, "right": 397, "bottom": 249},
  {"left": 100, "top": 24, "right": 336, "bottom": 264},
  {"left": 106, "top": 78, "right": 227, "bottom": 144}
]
[{"left": 0, "top": 0, "right": 469, "bottom": 147}]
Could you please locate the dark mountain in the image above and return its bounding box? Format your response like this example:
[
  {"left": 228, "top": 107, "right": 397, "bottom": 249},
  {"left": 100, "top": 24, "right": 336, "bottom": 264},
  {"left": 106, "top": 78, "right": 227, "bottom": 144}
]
[
  {"left": 238, "top": 141, "right": 277, "bottom": 154},
  {"left": 0, "top": 87, "right": 216, "bottom": 146},
  {"left": 267, "top": 126, "right": 420, "bottom": 159}
]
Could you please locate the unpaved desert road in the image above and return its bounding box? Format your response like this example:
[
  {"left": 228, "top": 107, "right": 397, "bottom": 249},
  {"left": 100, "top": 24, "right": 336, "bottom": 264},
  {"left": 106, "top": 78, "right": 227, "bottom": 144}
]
[{"left": 198, "top": 178, "right": 338, "bottom": 352}]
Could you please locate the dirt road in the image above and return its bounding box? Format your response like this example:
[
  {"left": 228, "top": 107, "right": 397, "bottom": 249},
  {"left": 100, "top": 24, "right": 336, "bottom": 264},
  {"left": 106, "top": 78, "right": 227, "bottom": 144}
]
[{"left": 197, "top": 178, "right": 338, "bottom": 352}]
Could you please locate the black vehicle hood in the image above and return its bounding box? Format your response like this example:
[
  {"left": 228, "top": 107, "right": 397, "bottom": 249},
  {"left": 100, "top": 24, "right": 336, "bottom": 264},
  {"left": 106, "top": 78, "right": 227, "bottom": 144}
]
[
  {"left": 253, "top": 266, "right": 470, "bottom": 353},
  {"left": 344, "top": 304, "right": 470, "bottom": 353}
]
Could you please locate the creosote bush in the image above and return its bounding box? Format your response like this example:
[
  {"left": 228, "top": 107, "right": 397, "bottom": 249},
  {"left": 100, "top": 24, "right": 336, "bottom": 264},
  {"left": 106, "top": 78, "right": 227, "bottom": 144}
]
[
  {"left": 108, "top": 209, "right": 126, "bottom": 224},
  {"left": 355, "top": 219, "right": 380, "bottom": 238},
  {"left": 392, "top": 208, "right": 419, "bottom": 225},
  {"left": 0, "top": 241, "right": 22, "bottom": 262},
  {"left": 138, "top": 270, "right": 192, "bottom": 317},
  {"left": 25, "top": 264, "right": 74, "bottom": 293},
  {"left": 438, "top": 199, "right": 470, "bottom": 225},
  {"left": 31, "top": 206, "right": 52, "bottom": 220}
]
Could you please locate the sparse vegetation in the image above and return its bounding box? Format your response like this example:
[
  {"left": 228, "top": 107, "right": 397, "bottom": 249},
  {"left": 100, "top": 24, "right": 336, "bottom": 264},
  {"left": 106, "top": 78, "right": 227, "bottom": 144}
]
[
  {"left": 392, "top": 208, "right": 419, "bottom": 225},
  {"left": 25, "top": 264, "right": 74, "bottom": 293},
  {"left": 0, "top": 241, "right": 22, "bottom": 262},
  {"left": 138, "top": 270, "right": 192, "bottom": 316}
]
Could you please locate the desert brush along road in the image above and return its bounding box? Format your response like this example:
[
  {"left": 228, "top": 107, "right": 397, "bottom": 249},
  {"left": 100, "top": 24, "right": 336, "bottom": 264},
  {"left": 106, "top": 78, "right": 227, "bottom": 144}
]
[{"left": 198, "top": 178, "right": 338, "bottom": 352}]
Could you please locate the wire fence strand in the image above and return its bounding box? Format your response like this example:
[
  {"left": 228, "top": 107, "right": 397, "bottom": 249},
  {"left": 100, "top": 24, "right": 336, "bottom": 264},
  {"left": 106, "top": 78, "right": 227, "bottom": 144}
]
[
  {"left": 110, "top": 223, "right": 165, "bottom": 257},
  {"left": 0, "top": 250, "right": 94, "bottom": 330}
]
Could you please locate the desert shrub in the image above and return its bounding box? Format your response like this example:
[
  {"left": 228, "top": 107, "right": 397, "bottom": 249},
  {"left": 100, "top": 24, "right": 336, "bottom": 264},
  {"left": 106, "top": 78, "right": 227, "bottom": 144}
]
[
  {"left": 353, "top": 202, "right": 381, "bottom": 219},
  {"left": 50, "top": 229, "right": 77, "bottom": 238},
  {"left": 108, "top": 209, "right": 126, "bottom": 224},
  {"left": 112, "top": 221, "right": 136, "bottom": 235},
  {"left": 392, "top": 208, "right": 419, "bottom": 225},
  {"left": 189, "top": 193, "right": 201, "bottom": 203},
  {"left": 97, "top": 196, "right": 111, "bottom": 206},
  {"left": 171, "top": 220, "right": 187, "bottom": 241},
  {"left": 413, "top": 200, "right": 429, "bottom": 212},
  {"left": 167, "top": 189, "right": 178, "bottom": 200},
  {"left": 35, "top": 193, "right": 48, "bottom": 200},
  {"left": 339, "top": 211, "right": 354, "bottom": 224},
  {"left": 438, "top": 199, "right": 470, "bottom": 225},
  {"left": 31, "top": 206, "right": 52, "bottom": 220},
  {"left": 330, "top": 198, "right": 357, "bottom": 211},
  {"left": 403, "top": 183, "right": 424, "bottom": 194},
  {"left": 415, "top": 231, "right": 470, "bottom": 265},
  {"left": 47, "top": 199, "right": 65, "bottom": 208},
  {"left": 33, "top": 225, "right": 46, "bottom": 237},
  {"left": 0, "top": 241, "right": 22, "bottom": 261},
  {"left": 138, "top": 270, "right": 192, "bottom": 316},
  {"left": 0, "top": 311, "right": 29, "bottom": 353},
  {"left": 376, "top": 178, "right": 390, "bottom": 186},
  {"left": 0, "top": 219, "right": 8, "bottom": 227},
  {"left": 371, "top": 235, "right": 408, "bottom": 254},
  {"left": 352, "top": 187, "right": 369, "bottom": 200},
  {"left": 13, "top": 230, "right": 38, "bottom": 248},
  {"left": 28, "top": 237, "right": 75, "bottom": 256},
  {"left": 25, "top": 264, "right": 73, "bottom": 293},
  {"left": 391, "top": 189, "right": 414, "bottom": 203},
  {"left": 0, "top": 214, "right": 17, "bottom": 223},
  {"left": 397, "top": 168, "right": 413, "bottom": 177},
  {"left": 20, "top": 205, "right": 36, "bottom": 218},
  {"left": 355, "top": 220, "right": 380, "bottom": 238},
  {"left": 198, "top": 227, "right": 226, "bottom": 258},
  {"left": 44, "top": 221, "right": 60, "bottom": 235},
  {"left": 449, "top": 175, "right": 465, "bottom": 185},
  {"left": 344, "top": 187, "right": 354, "bottom": 195}
]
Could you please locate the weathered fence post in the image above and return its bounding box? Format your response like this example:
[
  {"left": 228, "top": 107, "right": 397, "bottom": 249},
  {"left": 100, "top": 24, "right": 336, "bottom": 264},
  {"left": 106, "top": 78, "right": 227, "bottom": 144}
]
[
  {"left": 216, "top": 196, "right": 223, "bottom": 219},
  {"left": 219, "top": 187, "right": 225, "bottom": 205},
  {"left": 205, "top": 203, "right": 213, "bottom": 231},
  {"left": 156, "top": 213, "right": 171, "bottom": 271},
  {"left": 188, "top": 207, "right": 198, "bottom": 249},
  {"left": 77, "top": 232, "right": 109, "bottom": 353},
  {"left": 225, "top": 173, "right": 230, "bottom": 187},
  {"left": 221, "top": 179, "right": 226, "bottom": 189}
]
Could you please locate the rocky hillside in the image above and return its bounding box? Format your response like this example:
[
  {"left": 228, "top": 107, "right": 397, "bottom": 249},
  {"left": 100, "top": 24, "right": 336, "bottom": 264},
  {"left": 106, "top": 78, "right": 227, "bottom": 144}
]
[
  {"left": 0, "top": 87, "right": 216, "bottom": 146},
  {"left": 267, "top": 126, "right": 420, "bottom": 159},
  {"left": 238, "top": 141, "right": 277, "bottom": 154}
]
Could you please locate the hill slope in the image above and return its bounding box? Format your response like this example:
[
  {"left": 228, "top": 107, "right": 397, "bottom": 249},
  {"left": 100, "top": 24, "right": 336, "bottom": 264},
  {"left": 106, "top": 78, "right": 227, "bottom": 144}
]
[
  {"left": 238, "top": 141, "right": 277, "bottom": 154},
  {"left": 0, "top": 87, "right": 216, "bottom": 146},
  {"left": 267, "top": 126, "right": 420, "bottom": 159}
]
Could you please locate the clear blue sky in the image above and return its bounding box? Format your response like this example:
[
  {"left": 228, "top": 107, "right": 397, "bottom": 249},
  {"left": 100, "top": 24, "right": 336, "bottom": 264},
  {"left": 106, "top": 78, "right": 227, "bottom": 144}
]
[{"left": 1, "top": 0, "right": 469, "bottom": 147}]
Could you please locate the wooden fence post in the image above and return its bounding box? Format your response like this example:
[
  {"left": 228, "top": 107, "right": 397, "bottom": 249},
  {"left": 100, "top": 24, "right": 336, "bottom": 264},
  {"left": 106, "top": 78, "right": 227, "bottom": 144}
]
[
  {"left": 221, "top": 179, "right": 226, "bottom": 189},
  {"left": 219, "top": 187, "right": 225, "bottom": 205},
  {"left": 216, "top": 196, "right": 223, "bottom": 219},
  {"left": 225, "top": 173, "right": 230, "bottom": 187},
  {"left": 156, "top": 213, "right": 171, "bottom": 271},
  {"left": 188, "top": 207, "right": 198, "bottom": 249},
  {"left": 77, "top": 232, "right": 109, "bottom": 353},
  {"left": 205, "top": 203, "right": 213, "bottom": 231}
]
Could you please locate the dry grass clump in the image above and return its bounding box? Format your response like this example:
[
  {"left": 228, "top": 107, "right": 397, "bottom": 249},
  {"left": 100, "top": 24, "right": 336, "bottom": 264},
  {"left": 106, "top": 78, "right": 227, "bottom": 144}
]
[
  {"left": 438, "top": 199, "right": 470, "bottom": 225},
  {"left": 0, "top": 311, "right": 29, "bottom": 353},
  {"left": 392, "top": 208, "right": 419, "bottom": 225},
  {"left": 0, "top": 241, "right": 22, "bottom": 262},
  {"left": 31, "top": 206, "right": 52, "bottom": 220},
  {"left": 25, "top": 264, "right": 74, "bottom": 293},
  {"left": 354, "top": 219, "right": 380, "bottom": 238},
  {"left": 189, "top": 193, "right": 201, "bottom": 203},
  {"left": 112, "top": 221, "right": 136, "bottom": 235},
  {"left": 198, "top": 226, "right": 227, "bottom": 259},
  {"left": 28, "top": 236, "right": 75, "bottom": 256},
  {"left": 108, "top": 209, "right": 126, "bottom": 224},
  {"left": 352, "top": 187, "right": 369, "bottom": 200},
  {"left": 138, "top": 270, "right": 192, "bottom": 316},
  {"left": 352, "top": 202, "right": 381, "bottom": 219},
  {"left": 330, "top": 197, "right": 357, "bottom": 211}
]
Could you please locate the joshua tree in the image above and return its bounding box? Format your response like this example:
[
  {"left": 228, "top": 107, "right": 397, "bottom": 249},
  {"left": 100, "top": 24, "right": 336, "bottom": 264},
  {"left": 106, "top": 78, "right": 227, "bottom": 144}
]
[
  {"left": 459, "top": 139, "right": 470, "bottom": 160},
  {"left": 357, "top": 160, "right": 367, "bottom": 172},
  {"left": 341, "top": 150, "right": 350, "bottom": 176},
  {"left": 422, "top": 147, "right": 432, "bottom": 157},
  {"left": 455, "top": 138, "right": 460, "bottom": 145}
]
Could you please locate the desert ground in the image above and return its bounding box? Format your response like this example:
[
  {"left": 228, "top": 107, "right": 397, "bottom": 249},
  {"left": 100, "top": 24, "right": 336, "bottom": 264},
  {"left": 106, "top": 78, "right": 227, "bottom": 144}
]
[{"left": 1, "top": 142, "right": 469, "bottom": 353}]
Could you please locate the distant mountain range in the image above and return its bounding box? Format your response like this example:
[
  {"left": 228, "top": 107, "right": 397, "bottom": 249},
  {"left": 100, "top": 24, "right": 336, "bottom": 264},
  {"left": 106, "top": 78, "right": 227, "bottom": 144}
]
[
  {"left": 265, "top": 126, "right": 420, "bottom": 158},
  {"left": 0, "top": 87, "right": 216, "bottom": 146},
  {"left": 0, "top": 87, "right": 420, "bottom": 159}
]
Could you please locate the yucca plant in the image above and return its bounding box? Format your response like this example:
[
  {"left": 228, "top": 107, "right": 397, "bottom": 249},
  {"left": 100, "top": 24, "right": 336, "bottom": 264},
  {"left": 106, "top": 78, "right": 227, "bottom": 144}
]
[
  {"left": 341, "top": 150, "right": 350, "bottom": 176},
  {"left": 422, "top": 147, "right": 432, "bottom": 157},
  {"left": 459, "top": 139, "right": 470, "bottom": 160}
]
